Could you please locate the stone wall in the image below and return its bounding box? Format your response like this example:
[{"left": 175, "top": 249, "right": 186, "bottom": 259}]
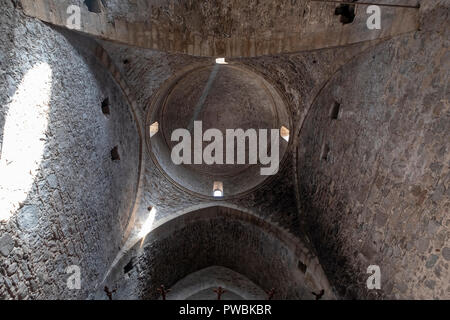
[
  {"left": 20, "top": 0, "right": 419, "bottom": 57},
  {"left": 100, "top": 207, "right": 334, "bottom": 300},
  {"left": 297, "top": 6, "right": 449, "bottom": 299},
  {"left": 0, "top": 1, "right": 139, "bottom": 299}
]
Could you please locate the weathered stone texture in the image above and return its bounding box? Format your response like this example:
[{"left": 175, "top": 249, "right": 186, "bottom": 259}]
[
  {"left": 99, "top": 37, "right": 380, "bottom": 241},
  {"left": 297, "top": 27, "right": 449, "bottom": 299},
  {"left": 0, "top": 1, "right": 139, "bottom": 299},
  {"left": 100, "top": 207, "right": 334, "bottom": 300}
]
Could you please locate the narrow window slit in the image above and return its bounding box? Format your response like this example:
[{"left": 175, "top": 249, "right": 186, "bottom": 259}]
[
  {"left": 280, "top": 126, "right": 290, "bottom": 142},
  {"left": 111, "top": 146, "right": 120, "bottom": 161},
  {"left": 124, "top": 258, "right": 135, "bottom": 274},
  {"left": 215, "top": 58, "right": 228, "bottom": 65},
  {"left": 150, "top": 122, "right": 159, "bottom": 138},
  {"left": 84, "top": 0, "right": 102, "bottom": 13},
  {"left": 298, "top": 261, "right": 307, "bottom": 274},
  {"left": 330, "top": 101, "right": 341, "bottom": 120},
  {"left": 101, "top": 98, "right": 110, "bottom": 116}
]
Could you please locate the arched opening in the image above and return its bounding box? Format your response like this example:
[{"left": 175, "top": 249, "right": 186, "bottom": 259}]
[
  {"left": 146, "top": 64, "right": 291, "bottom": 199},
  {"left": 99, "top": 206, "right": 335, "bottom": 300}
]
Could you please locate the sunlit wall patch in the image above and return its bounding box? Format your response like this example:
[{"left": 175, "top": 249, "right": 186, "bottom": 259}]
[{"left": 0, "top": 62, "right": 53, "bottom": 222}]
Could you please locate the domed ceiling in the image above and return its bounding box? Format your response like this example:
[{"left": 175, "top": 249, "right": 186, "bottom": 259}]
[{"left": 147, "top": 63, "right": 291, "bottom": 198}]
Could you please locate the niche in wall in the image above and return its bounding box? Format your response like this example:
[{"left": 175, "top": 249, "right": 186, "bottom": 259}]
[
  {"left": 298, "top": 260, "right": 307, "bottom": 274},
  {"left": 111, "top": 146, "right": 121, "bottom": 161},
  {"left": 335, "top": 1, "right": 357, "bottom": 25}
]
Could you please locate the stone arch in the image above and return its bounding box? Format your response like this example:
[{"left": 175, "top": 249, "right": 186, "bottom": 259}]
[
  {"left": 166, "top": 266, "right": 266, "bottom": 300},
  {"left": 99, "top": 206, "right": 335, "bottom": 300},
  {"left": 0, "top": 8, "right": 141, "bottom": 298}
]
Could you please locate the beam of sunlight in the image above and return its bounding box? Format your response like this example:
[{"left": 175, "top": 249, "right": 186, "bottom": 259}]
[
  {"left": 139, "top": 207, "right": 157, "bottom": 247},
  {"left": 0, "top": 62, "right": 52, "bottom": 222}
]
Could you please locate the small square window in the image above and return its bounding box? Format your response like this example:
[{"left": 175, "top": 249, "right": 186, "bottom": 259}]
[
  {"left": 213, "top": 181, "right": 224, "bottom": 198},
  {"left": 150, "top": 122, "right": 159, "bottom": 138}
]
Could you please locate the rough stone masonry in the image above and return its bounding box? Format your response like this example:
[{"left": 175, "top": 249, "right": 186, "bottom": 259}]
[{"left": 0, "top": 0, "right": 448, "bottom": 301}]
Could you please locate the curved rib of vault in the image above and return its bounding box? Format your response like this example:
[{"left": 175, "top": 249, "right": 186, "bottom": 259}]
[
  {"left": 99, "top": 206, "right": 335, "bottom": 300},
  {"left": 166, "top": 266, "right": 266, "bottom": 300}
]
